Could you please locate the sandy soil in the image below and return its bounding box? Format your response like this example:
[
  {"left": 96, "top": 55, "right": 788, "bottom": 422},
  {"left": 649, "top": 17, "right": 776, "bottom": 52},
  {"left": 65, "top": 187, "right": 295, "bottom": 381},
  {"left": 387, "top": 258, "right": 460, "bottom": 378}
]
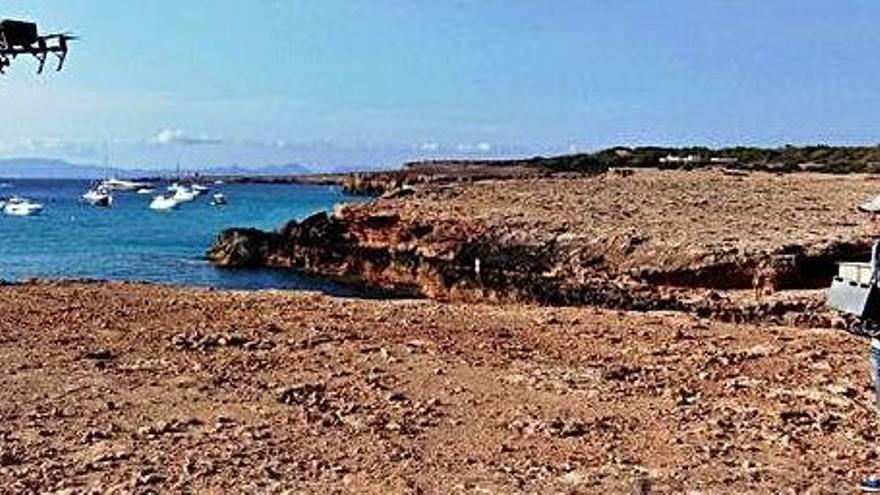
[{"left": 1, "top": 281, "right": 878, "bottom": 493}]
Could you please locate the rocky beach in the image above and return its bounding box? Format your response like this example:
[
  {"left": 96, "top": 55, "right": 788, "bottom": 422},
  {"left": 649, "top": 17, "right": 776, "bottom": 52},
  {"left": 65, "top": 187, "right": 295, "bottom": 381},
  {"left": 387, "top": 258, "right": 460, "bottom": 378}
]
[
  {"left": 4, "top": 163, "right": 880, "bottom": 492},
  {"left": 0, "top": 280, "right": 877, "bottom": 492}
]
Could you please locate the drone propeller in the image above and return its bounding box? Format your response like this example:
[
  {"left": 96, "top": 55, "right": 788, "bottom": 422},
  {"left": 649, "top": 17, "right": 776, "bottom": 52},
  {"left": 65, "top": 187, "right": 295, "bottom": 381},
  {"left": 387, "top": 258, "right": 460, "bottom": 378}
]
[{"left": 43, "top": 33, "right": 79, "bottom": 41}]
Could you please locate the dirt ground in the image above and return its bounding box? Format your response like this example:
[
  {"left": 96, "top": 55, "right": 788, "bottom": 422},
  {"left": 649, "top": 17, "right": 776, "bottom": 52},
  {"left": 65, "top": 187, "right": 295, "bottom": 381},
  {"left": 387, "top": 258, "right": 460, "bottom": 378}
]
[{"left": 1, "top": 281, "right": 878, "bottom": 493}]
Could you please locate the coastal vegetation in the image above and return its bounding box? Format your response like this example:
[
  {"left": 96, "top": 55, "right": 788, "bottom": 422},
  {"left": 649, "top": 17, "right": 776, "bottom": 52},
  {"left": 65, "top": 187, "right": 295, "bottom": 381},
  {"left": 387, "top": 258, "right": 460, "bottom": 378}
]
[
  {"left": 408, "top": 144, "right": 880, "bottom": 175},
  {"left": 334, "top": 144, "right": 880, "bottom": 196}
]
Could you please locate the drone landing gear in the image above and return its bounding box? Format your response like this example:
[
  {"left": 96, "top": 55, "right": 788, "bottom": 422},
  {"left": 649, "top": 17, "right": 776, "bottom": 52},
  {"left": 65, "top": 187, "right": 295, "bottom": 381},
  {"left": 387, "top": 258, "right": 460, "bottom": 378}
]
[
  {"left": 28, "top": 36, "right": 70, "bottom": 74},
  {"left": 0, "top": 22, "right": 75, "bottom": 75}
]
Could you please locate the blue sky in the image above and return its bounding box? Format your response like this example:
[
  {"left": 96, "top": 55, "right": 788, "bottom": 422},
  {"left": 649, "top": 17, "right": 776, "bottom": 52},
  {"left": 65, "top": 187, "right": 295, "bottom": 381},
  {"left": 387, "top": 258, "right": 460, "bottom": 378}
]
[{"left": 1, "top": 0, "right": 879, "bottom": 170}]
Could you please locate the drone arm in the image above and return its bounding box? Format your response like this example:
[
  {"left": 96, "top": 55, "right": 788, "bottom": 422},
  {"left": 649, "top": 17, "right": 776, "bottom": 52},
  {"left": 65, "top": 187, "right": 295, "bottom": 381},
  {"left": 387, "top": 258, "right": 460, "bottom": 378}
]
[{"left": 0, "top": 31, "right": 74, "bottom": 74}]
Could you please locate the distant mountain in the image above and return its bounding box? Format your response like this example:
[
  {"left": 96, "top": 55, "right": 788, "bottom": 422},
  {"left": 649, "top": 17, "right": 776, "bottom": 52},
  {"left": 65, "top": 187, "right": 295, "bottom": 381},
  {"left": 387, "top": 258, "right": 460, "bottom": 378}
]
[
  {"left": 0, "top": 158, "right": 312, "bottom": 179},
  {"left": 200, "top": 163, "right": 311, "bottom": 176},
  {"left": 0, "top": 158, "right": 152, "bottom": 179}
]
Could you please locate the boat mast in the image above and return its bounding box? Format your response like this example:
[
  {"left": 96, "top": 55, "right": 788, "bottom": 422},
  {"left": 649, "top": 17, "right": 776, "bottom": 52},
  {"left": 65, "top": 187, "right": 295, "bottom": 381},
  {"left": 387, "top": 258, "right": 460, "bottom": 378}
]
[{"left": 103, "top": 140, "right": 111, "bottom": 181}]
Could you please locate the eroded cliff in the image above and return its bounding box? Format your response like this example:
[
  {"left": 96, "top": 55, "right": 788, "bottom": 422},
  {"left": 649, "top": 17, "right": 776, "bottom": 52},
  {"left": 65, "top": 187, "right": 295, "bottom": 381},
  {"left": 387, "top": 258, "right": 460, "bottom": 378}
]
[{"left": 209, "top": 169, "right": 880, "bottom": 326}]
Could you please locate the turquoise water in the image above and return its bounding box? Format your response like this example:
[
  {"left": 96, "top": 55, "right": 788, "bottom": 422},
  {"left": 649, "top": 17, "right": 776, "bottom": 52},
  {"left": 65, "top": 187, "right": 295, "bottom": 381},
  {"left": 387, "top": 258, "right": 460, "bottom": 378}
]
[{"left": 0, "top": 180, "right": 367, "bottom": 293}]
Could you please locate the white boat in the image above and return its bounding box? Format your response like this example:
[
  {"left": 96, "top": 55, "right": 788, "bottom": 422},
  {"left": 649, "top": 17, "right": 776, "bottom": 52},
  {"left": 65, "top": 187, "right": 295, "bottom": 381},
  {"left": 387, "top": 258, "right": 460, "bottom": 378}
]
[
  {"left": 136, "top": 187, "right": 155, "bottom": 195},
  {"left": 82, "top": 186, "right": 113, "bottom": 207},
  {"left": 210, "top": 192, "right": 228, "bottom": 206},
  {"left": 149, "top": 194, "right": 179, "bottom": 211},
  {"left": 176, "top": 190, "right": 197, "bottom": 202},
  {"left": 101, "top": 178, "right": 149, "bottom": 192},
  {"left": 191, "top": 184, "right": 210, "bottom": 194},
  {"left": 4, "top": 197, "right": 44, "bottom": 216},
  {"left": 168, "top": 183, "right": 197, "bottom": 202}
]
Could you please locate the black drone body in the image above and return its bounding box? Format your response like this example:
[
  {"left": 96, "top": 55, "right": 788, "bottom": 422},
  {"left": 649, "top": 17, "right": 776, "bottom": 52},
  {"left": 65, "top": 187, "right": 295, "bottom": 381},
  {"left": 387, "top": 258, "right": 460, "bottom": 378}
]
[{"left": 0, "top": 19, "right": 75, "bottom": 74}]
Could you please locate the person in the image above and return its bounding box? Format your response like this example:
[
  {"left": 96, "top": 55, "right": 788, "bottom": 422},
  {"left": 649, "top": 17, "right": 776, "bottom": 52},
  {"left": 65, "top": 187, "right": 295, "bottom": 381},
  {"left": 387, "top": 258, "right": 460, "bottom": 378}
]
[
  {"left": 860, "top": 337, "right": 880, "bottom": 491},
  {"left": 872, "top": 337, "right": 880, "bottom": 410}
]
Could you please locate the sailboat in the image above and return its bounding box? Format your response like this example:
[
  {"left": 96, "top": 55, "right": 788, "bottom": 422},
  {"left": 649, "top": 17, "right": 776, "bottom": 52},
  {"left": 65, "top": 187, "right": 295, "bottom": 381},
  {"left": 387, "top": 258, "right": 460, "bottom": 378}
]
[
  {"left": 100, "top": 178, "right": 149, "bottom": 192},
  {"left": 96, "top": 141, "right": 149, "bottom": 192}
]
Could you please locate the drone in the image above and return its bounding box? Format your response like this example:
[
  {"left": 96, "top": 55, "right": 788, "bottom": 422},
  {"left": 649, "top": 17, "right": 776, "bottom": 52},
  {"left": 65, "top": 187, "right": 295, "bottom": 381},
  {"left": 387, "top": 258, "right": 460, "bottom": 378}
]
[{"left": 0, "top": 19, "right": 76, "bottom": 74}]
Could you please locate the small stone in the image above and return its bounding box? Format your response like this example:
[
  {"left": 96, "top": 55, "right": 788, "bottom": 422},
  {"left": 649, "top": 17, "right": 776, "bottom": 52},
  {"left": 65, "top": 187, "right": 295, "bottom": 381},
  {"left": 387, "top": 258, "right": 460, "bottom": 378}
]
[
  {"left": 83, "top": 349, "right": 114, "bottom": 360},
  {"left": 385, "top": 391, "right": 407, "bottom": 403},
  {"left": 133, "top": 467, "right": 164, "bottom": 487},
  {"left": 560, "top": 421, "right": 586, "bottom": 438}
]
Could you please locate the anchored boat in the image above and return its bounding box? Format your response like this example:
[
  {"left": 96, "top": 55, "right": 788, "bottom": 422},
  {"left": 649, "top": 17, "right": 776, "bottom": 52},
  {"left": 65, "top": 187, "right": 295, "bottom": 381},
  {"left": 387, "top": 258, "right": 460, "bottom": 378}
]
[
  {"left": 168, "top": 183, "right": 198, "bottom": 203},
  {"left": 82, "top": 186, "right": 113, "bottom": 207},
  {"left": 149, "top": 193, "right": 179, "bottom": 211},
  {"left": 3, "top": 197, "right": 43, "bottom": 216},
  {"left": 100, "top": 178, "right": 149, "bottom": 192},
  {"left": 210, "top": 192, "right": 228, "bottom": 206}
]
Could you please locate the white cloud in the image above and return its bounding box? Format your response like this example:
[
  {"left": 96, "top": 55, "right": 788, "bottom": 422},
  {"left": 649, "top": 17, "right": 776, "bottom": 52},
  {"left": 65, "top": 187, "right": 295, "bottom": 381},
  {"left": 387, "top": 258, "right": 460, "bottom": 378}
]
[
  {"left": 150, "top": 128, "right": 183, "bottom": 145},
  {"left": 149, "top": 128, "right": 223, "bottom": 146},
  {"left": 0, "top": 137, "right": 100, "bottom": 159},
  {"left": 455, "top": 142, "right": 493, "bottom": 153},
  {"left": 418, "top": 142, "right": 440, "bottom": 152},
  {"left": 149, "top": 131, "right": 305, "bottom": 149}
]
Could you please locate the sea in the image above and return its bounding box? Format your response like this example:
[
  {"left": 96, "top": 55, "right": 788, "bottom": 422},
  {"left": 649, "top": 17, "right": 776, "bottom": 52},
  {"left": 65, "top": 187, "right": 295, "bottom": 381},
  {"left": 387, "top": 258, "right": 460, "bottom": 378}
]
[{"left": 0, "top": 179, "right": 370, "bottom": 294}]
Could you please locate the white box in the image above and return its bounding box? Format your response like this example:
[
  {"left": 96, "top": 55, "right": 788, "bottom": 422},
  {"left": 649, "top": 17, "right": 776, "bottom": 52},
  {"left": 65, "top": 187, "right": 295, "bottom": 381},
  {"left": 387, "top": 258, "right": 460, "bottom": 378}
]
[{"left": 838, "top": 262, "right": 874, "bottom": 285}]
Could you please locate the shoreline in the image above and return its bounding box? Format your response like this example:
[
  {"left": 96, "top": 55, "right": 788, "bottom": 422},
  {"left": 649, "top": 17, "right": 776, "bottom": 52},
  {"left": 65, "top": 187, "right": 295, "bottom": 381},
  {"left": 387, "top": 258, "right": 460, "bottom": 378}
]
[
  {"left": 0, "top": 180, "right": 365, "bottom": 291},
  {"left": 0, "top": 272, "right": 416, "bottom": 300}
]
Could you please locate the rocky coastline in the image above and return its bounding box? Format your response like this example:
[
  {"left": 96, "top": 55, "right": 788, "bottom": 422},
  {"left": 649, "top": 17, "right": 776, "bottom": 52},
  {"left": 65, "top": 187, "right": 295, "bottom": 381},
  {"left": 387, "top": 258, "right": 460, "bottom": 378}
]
[{"left": 208, "top": 168, "right": 880, "bottom": 328}]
